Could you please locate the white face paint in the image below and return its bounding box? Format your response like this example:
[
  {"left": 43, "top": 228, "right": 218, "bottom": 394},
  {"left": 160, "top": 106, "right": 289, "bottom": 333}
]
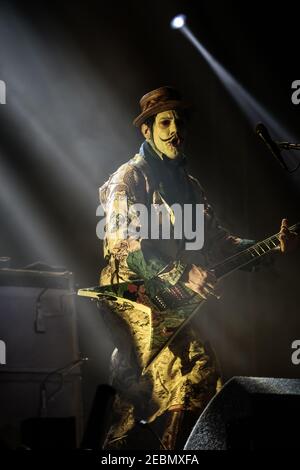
[{"left": 152, "top": 110, "right": 186, "bottom": 159}]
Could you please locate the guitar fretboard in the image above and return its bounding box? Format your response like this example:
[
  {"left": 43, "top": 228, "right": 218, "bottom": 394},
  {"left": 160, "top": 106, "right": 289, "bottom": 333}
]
[{"left": 213, "top": 223, "right": 300, "bottom": 280}]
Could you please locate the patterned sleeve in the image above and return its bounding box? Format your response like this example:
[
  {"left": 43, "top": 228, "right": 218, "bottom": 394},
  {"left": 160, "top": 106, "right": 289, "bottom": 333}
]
[{"left": 99, "top": 163, "right": 187, "bottom": 288}]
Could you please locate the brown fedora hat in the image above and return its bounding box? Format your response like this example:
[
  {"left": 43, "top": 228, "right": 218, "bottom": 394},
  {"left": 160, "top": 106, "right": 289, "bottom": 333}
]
[{"left": 133, "top": 86, "right": 190, "bottom": 127}]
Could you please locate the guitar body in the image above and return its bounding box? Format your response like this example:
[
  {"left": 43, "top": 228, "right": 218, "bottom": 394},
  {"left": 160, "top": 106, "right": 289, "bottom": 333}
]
[
  {"left": 78, "top": 280, "right": 205, "bottom": 374},
  {"left": 78, "top": 222, "right": 299, "bottom": 374}
]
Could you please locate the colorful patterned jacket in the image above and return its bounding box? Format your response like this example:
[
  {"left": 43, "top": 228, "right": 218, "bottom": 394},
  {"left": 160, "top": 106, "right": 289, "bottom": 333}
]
[
  {"left": 98, "top": 141, "right": 256, "bottom": 436},
  {"left": 99, "top": 140, "right": 252, "bottom": 289}
]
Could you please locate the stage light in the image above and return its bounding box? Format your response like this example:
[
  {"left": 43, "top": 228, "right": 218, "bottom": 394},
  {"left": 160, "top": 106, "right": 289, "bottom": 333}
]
[
  {"left": 173, "top": 20, "right": 299, "bottom": 149},
  {"left": 170, "top": 14, "right": 186, "bottom": 30}
]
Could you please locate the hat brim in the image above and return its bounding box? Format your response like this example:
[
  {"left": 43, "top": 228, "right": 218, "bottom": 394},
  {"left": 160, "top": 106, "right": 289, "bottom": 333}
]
[{"left": 133, "top": 100, "right": 190, "bottom": 127}]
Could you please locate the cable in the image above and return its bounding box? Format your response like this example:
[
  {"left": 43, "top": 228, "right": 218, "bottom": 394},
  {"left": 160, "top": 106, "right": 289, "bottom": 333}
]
[
  {"left": 137, "top": 420, "right": 167, "bottom": 450},
  {"left": 39, "top": 356, "right": 88, "bottom": 417}
]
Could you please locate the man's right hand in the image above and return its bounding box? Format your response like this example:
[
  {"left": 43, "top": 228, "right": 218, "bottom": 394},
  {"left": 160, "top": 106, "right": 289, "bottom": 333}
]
[{"left": 183, "top": 264, "right": 216, "bottom": 299}]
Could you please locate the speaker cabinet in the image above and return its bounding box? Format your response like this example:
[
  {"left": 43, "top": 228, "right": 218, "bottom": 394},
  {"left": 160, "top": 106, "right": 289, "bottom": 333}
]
[
  {"left": 184, "top": 376, "right": 300, "bottom": 450},
  {"left": 0, "top": 268, "right": 83, "bottom": 449}
]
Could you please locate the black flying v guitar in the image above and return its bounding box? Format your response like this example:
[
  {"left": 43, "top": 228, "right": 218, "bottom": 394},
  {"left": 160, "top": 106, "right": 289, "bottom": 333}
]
[{"left": 78, "top": 223, "right": 300, "bottom": 374}]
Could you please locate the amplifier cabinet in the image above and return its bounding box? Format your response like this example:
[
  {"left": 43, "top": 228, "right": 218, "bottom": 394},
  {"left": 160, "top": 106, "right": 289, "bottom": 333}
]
[{"left": 0, "top": 268, "right": 83, "bottom": 449}]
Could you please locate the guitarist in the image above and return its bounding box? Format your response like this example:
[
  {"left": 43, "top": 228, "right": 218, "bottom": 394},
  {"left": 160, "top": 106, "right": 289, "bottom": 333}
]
[{"left": 99, "top": 86, "right": 298, "bottom": 449}]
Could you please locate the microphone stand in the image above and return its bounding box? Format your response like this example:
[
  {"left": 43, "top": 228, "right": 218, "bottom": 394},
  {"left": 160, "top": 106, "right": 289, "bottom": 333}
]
[{"left": 276, "top": 141, "right": 300, "bottom": 172}]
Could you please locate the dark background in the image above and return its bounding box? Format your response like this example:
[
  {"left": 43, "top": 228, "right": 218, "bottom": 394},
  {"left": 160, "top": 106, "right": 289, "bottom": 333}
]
[{"left": 0, "top": 0, "right": 299, "bottom": 417}]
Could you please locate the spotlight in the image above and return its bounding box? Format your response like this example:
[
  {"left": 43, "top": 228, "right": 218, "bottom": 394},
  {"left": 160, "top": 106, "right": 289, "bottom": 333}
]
[
  {"left": 173, "top": 16, "right": 300, "bottom": 177},
  {"left": 170, "top": 14, "right": 186, "bottom": 30}
]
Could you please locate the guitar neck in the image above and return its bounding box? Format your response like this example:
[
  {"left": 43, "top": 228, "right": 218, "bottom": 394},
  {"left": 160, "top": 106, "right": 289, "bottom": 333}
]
[{"left": 212, "top": 223, "right": 300, "bottom": 280}]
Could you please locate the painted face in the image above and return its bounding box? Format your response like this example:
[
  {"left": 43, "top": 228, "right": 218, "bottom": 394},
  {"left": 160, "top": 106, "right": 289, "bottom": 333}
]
[{"left": 152, "top": 110, "right": 186, "bottom": 159}]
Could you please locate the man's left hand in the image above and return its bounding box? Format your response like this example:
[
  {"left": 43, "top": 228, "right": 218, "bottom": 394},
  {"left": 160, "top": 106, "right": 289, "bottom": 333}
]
[{"left": 279, "top": 218, "right": 299, "bottom": 253}]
